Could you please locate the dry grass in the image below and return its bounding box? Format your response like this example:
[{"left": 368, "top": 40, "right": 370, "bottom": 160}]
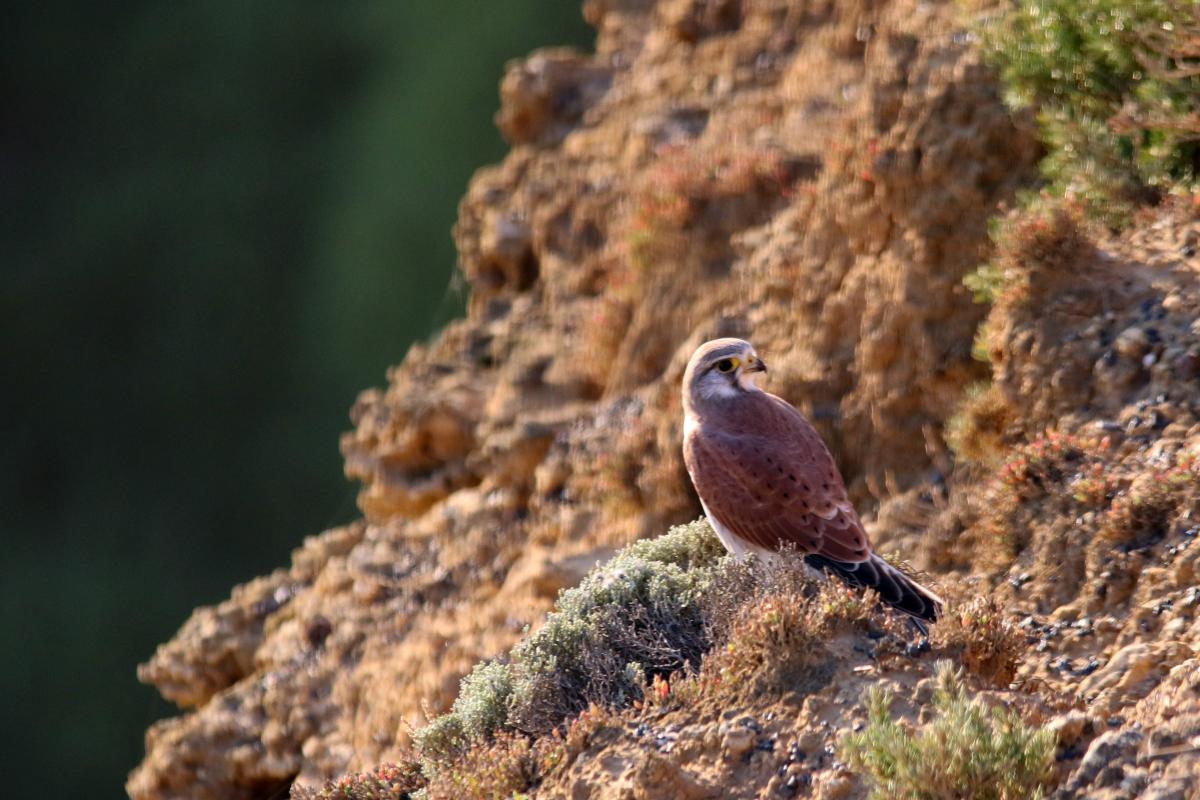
[
  {"left": 932, "top": 591, "right": 1027, "bottom": 688},
  {"left": 636, "top": 559, "right": 908, "bottom": 710},
  {"left": 1099, "top": 454, "right": 1200, "bottom": 551},
  {"left": 424, "top": 731, "right": 538, "bottom": 800},
  {"left": 945, "top": 382, "right": 1012, "bottom": 468},
  {"left": 290, "top": 760, "right": 425, "bottom": 800},
  {"left": 707, "top": 584, "right": 833, "bottom": 699},
  {"left": 979, "top": 430, "right": 1116, "bottom": 563},
  {"left": 424, "top": 706, "right": 617, "bottom": 799}
]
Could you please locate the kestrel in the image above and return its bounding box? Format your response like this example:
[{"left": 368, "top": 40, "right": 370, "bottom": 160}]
[{"left": 682, "top": 338, "right": 942, "bottom": 625}]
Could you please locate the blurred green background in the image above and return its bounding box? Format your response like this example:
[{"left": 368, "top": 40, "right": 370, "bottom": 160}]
[{"left": 1, "top": 3, "right": 591, "bottom": 797}]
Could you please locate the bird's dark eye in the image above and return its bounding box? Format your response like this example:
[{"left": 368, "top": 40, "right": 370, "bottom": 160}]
[{"left": 715, "top": 358, "right": 736, "bottom": 373}]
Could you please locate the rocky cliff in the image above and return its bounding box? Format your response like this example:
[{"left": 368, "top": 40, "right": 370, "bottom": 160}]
[{"left": 129, "top": 1, "right": 1200, "bottom": 798}]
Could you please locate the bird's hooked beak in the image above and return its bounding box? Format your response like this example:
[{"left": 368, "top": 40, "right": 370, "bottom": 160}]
[
  {"left": 745, "top": 354, "right": 767, "bottom": 373},
  {"left": 736, "top": 353, "right": 767, "bottom": 391}
]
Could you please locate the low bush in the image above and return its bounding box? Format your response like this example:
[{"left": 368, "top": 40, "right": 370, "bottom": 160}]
[
  {"left": 423, "top": 731, "right": 538, "bottom": 800},
  {"left": 1100, "top": 451, "right": 1200, "bottom": 549},
  {"left": 842, "top": 660, "right": 1056, "bottom": 800},
  {"left": 362, "top": 521, "right": 952, "bottom": 797},
  {"left": 978, "top": 0, "right": 1200, "bottom": 223},
  {"left": 416, "top": 518, "right": 728, "bottom": 759},
  {"left": 703, "top": 578, "right": 881, "bottom": 699},
  {"left": 290, "top": 761, "right": 425, "bottom": 800},
  {"left": 422, "top": 706, "right": 615, "bottom": 800},
  {"left": 932, "top": 593, "right": 1027, "bottom": 687},
  {"left": 945, "top": 382, "right": 1011, "bottom": 467},
  {"left": 635, "top": 557, "right": 913, "bottom": 713}
]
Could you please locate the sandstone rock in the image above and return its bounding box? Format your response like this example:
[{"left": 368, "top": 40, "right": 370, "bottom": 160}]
[
  {"left": 813, "top": 768, "right": 857, "bottom": 800},
  {"left": 720, "top": 723, "right": 756, "bottom": 760},
  {"left": 1057, "top": 730, "right": 1145, "bottom": 797},
  {"left": 1080, "top": 642, "right": 1194, "bottom": 717},
  {"left": 1049, "top": 711, "right": 1099, "bottom": 750},
  {"left": 495, "top": 48, "right": 614, "bottom": 146},
  {"left": 1116, "top": 326, "right": 1153, "bottom": 360}
]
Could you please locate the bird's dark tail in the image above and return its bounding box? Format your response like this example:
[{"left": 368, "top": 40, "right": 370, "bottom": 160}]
[{"left": 805, "top": 553, "right": 943, "bottom": 625}]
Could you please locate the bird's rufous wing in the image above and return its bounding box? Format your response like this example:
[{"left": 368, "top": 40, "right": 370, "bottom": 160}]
[{"left": 684, "top": 395, "right": 871, "bottom": 563}]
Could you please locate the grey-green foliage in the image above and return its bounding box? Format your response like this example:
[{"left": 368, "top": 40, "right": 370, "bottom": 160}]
[
  {"left": 415, "top": 519, "right": 727, "bottom": 758},
  {"left": 413, "top": 661, "right": 514, "bottom": 761},
  {"left": 508, "top": 519, "right": 727, "bottom": 732},
  {"left": 455, "top": 661, "right": 516, "bottom": 741},
  {"left": 842, "top": 660, "right": 1056, "bottom": 800},
  {"left": 413, "top": 714, "right": 468, "bottom": 764},
  {"left": 977, "top": 0, "right": 1200, "bottom": 222}
]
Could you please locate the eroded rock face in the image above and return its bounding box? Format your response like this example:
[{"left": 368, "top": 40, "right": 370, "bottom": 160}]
[{"left": 130, "top": 0, "right": 1050, "bottom": 797}]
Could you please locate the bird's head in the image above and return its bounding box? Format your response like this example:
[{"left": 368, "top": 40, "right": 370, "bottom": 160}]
[{"left": 683, "top": 338, "right": 768, "bottom": 413}]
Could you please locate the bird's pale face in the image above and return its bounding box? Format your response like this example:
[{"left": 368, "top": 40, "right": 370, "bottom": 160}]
[{"left": 684, "top": 338, "right": 768, "bottom": 409}]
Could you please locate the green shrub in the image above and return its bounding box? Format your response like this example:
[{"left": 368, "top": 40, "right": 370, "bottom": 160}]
[
  {"left": 842, "top": 660, "right": 1055, "bottom": 800},
  {"left": 978, "top": 0, "right": 1200, "bottom": 222},
  {"left": 453, "top": 662, "right": 516, "bottom": 741},
  {"left": 413, "top": 660, "right": 517, "bottom": 761},
  {"left": 413, "top": 714, "right": 468, "bottom": 763},
  {"left": 507, "top": 518, "right": 727, "bottom": 732},
  {"left": 416, "top": 519, "right": 728, "bottom": 753}
]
